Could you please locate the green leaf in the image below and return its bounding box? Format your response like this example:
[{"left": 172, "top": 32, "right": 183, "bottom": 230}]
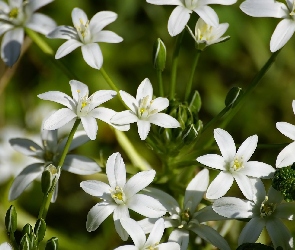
[
  {"left": 5, "top": 205, "right": 17, "bottom": 233},
  {"left": 45, "top": 237, "right": 59, "bottom": 250}
]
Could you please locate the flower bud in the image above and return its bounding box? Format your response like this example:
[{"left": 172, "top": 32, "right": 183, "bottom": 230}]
[
  {"left": 45, "top": 237, "right": 59, "bottom": 250},
  {"left": 41, "top": 164, "right": 59, "bottom": 194},
  {"left": 225, "top": 86, "right": 243, "bottom": 108},
  {"left": 34, "top": 218, "right": 46, "bottom": 243},
  {"left": 22, "top": 224, "right": 33, "bottom": 236},
  {"left": 153, "top": 38, "right": 166, "bottom": 71},
  {"left": 5, "top": 205, "right": 17, "bottom": 233},
  {"left": 20, "top": 234, "right": 30, "bottom": 250}
]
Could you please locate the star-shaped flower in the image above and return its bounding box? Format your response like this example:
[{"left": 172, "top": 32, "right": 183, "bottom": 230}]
[
  {"left": 240, "top": 0, "right": 295, "bottom": 52},
  {"left": 38, "top": 80, "right": 129, "bottom": 140},
  {"left": 213, "top": 178, "right": 295, "bottom": 249},
  {"left": 197, "top": 128, "right": 275, "bottom": 200},
  {"left": 110, "top": 78, "right": 180, "bottom": 140},
  {"left": 47, "top": 7, "right": 123, "bottom": 69},
  {"left": 139, "top": 169, "right": 230, "bottom": 250},
  {"left": 146, "top": 0, "right": 237, "bottom": 36},
  {"left": 9, "top": 125, "right": 100, "bottom": 201},
  {"left": 0, "top": 0, "right": 56, "bottom": 66},
  {"left": 114, "top": 218, "right": 180, "bottom": 250},
  {"left": 276, "top": 100, "right": 295, "bottom": 168},
  {"left": 80, "top": 152, "right": 166, "bottom": 241}
]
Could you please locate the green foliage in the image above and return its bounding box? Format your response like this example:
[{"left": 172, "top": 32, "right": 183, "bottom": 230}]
[
  {"left": 272, "top": 163, "right": 295, "bottom": 202},
  {"left": 236, "top": 243, "right": 274, "bottom": 250}
]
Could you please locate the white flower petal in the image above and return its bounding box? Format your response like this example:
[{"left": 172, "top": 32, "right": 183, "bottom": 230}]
[
  {"left": 236, "top": 135, "right": 257, "bottom": 162},
  {"left": 270, "top": 19, "right": 295, "bottom": 52},
  {"left": 26, "top": 13, "right": 56, "bottom": 35},
  {"left": 136, "top": 78, "right": 153, "bottom": 102},
  {"left": 41, "top": 129, "right": 58, "bottom": 150},
  {"left": 1, "top": 27, "right": 24, "bottom": 67},
  {"left": 276, "top": 141, "right": 295, "bottom": 168},
  {"left": 0, "top": 23, "right": 13, "bottom": 36},
  {"left": 106, "top": 152, "right": 126, "bottom": 189},
  {"left": 233, "top": 173, "right": 254, "bottom": 200},
  {"left": 86, "top": 202, "right": 116, "bottom": 232},
  {"left": 92, "top": 30, "right": 123, "bottom": 43},
  {"left": 214, "top": 128, "right": 236, "bottom": 162},
  {"left": 119, "top": 90, "right": 138, "bottom": 113},
  {"left": 250, "top": 178, "right": 266, "bottom": 204},
  {"left": 137, "top": 218, "right": 158, "bottom": 234},
  {"left": 81, "top": 43, "right": 103, "bottom": 69},
  {"left": 276, "top": 122, "right": 295, "bottom": 140},
  {"left": 292, "top": 100, "right": 295, "bottom": 115},
  {"left": 9, "top": 138, "right": 42, "bottom": 158},
  {"left": 69, "top": 80, "right": 89, "bottom": 102},
  {"left": 146, "top": 0, "right": 182, "bottom": 5},
  {"left": 148, "top": 113, "right": 180, "bottom": 128},
  {"left": 55, "top": 40, "right": 82, "bottom": 59},
  {"left": 275, "top": 203, "right": 295, "bottom": 220},
  {"left": 194, "top": 6, "right": 219, "bottom": 27},
  {"left": 168, "top": 229, "right": 189, "bottom": 250},
  {"left": 47, "top": 25, "right": 79, "bottom": 40},
  {"left": 80, "top": 180, "right": 111, "bottom": 197},
  {"left": 184, "top": 168, "right": 209, "bottom": 212},
  {"left": 9, "top": 163, "right": 44, "bottom": 200},
  {"left": 90, "top": 11, "right": 118, "bottom": 34},
  {"left": 63, "top": 155, "right": 101, "bottom": 174},
  {"left": 120, "top": 218, "right": 146, "bottom": 248},
  {"left": 240, "top": 0, "right": 288, "bottom": 18},
  {"left": 213, "top": 197, "right": 253, "bottom": 218},
  {"left": 206, "top": 171, "right": 233, "bottom": 199},
  {"left": 149, "top": 97, "right": 169, "bottom": 112},
  {"left": 240, "top": 161, "right": 274, "bottom": 178},
  {"left": 113, "top": 205, "right": 130, "bottom": 241},
  {"left": 168, "top": 6, "right": 191, "bottom": 36},
  {"left": 37, "top": 91, "right": 74, "bottom": 109},
  {"left": 110, "top": 110, "right": 138, "bottom": 125},
  {"left": 196, "top": 154, "right": 226, "bottom": 170},
  {"left": 267, "top": 186, "right": 283, "bottom": 204},
  {"left": 124, "top": 170, "right": 156, "bottom": 198},
  {"left": 80, "top": 116, "right": 98, "bottom": 140},
  {"left": 238, "top": 218, "right": 265, "bottom": 245},
  {"left": 71, "top": 7, "right": 88, "bottom": 29},
  {"left": 26, "top": 0, "right": 53, "bottom": 12},
  {"left": 157, "top": 242, "right": 180, "bottom": 250},
  {"left": 43, "top": 108, "right": 77, "bottom": 130},
  {"left": 204, "top": 0, "right": 237, "bottom": 5},
  {"left": 114, "top": 246, "right": 137, "bottom": 250},
  {"left": 145, "top": 218, "right": 165, "bottom": 247},
  {"left": 89, "top": 90, "right": 117, "bottom": 107},
  {"left": 128, "top": 194, "right": 166, "bottom": 217},
  {"left": 190, "top": 224, "right": 230, "bottom": 250},
  {"left": 137, "top": 120, "right": 151, "bottom": 140}
]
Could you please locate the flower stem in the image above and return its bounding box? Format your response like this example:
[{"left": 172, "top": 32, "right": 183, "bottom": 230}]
[
  {"left": 184, "top": 49, "right": 201, "bottom": 102},
  {"left": 25, "top": 28, "right": 80, "bottom": 80},
  {"left": 169, "top": 31, "right": 184, "bottom": 100},
  {"left": 100, "top": 67, "right": 119, "bottom": 93},
  {"left": 157, "top": 69, "right": 164, "bottom": 97},
  {"left": 38, "top": 119, "right": 80, "bottom": 220}
]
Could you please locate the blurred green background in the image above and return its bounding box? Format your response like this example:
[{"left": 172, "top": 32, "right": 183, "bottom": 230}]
[{"left": 0, "top": 0, "right": 295, "bottom": 249}]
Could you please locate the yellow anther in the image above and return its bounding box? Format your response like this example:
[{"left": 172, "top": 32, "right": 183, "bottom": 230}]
[
  {"left": 29, "top": 146, "right": 36, "bottom": 151},
  {"left": 77, "top": 90, "right": 81, "bottom": 93},
  {"left": 9, "top": 8, "right": 18, "bottom": 19}
]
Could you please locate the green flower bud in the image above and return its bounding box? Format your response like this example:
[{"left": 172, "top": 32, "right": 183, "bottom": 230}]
[
  {"left": 189, "top": 90, "right": 201, "bottom": 113},
  {"left": 41, "top": 164, "right": 59, "bottom": 194},
  {"left": 153, "top": 38, "right": 166, "bottom": 71},
  {"left": 34, "top": 218, "right": 46, "bottom": 243},
  {"left": 22, "top": 224, "right": 33, "bottom": 236},
  {"left": 225, "top": 86, "right": 243, "bottom": 108},
  {"left": 20, "top": 234, "right": 30, "bottom": 250},
  {"left": 5, "top": 205, "right": 17, "bottom": 233},
  {"left": 45, "top": 237, "right": 59, "bottom": 250}
]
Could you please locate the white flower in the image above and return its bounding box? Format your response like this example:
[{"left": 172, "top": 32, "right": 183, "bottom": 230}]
[
  {"left": 213, "top": 178, "right": 295, "bottom": 249},
  {"left": 139, "top": 169, "right": 230, "bottom": 250},
  {"left": 114, "top": 218, "right": 180, "bottom": 250},
  {"left": 9, "top": 125, "right": 100, "bottom": 201},
  {"left": 276, "top": 100, "right": 295, "bottom": 168},
  {"left": 0, "top": 0, "right": 56, "bottom": 66},
  {"left": 38, "top": 80, "right": 129, "bottom": 140},
  {"left": 187, "top": 17, "right": 229, "bottom": 48},
  {"left": 240, "top": 0, "right": 295, "bottom": 52},
  {"left": 110, "top": 78, "right": 180, "bottom": 140},
  {"left": 146, "top": 0, "right": 237, "bottom": 36},
  {"left": 0, "top": 242, "right": 12, "bottom": 250},
  {"left": 80, "top": 152, "right": 166, "bottom": 241},
  {"left": 47, "top": 7, "right": 123, "bottom": 69},
  {"left": 197, "top": 128, "right": 275, "bottom": 200}
]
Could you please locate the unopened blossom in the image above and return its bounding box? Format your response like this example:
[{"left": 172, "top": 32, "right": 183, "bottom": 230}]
[
  {"left": 240, "top": 0, "right": 295, "bottom": 52},
  {"left": 111, "top": 78, "right": 180, "bottom": 140},
  {"left": 0, "top": 0, "right": 56, "bottom": 66},
  {"left": 9, "top": 124, "right": 100, "bottom": 202},
  {"left": 139, "top": 169, "right": 230, "bottom": 250},
  {"left": 276, "top": 100, "right": 295, "bottom": 167},
  {"left": 197, "top": 128, "right": 275, "bottom": 200},
  {"left": 80, "top": 152, "right": 166, "bottom": 241},
  {"left": 38, "top": 80, "right": 129, "bottom": 140},
  {"left": 146, "top": 0, "right": 237, "bottom": 36},
  {"left": 114, "top": 218, "right": 180, "bottom": 250},
  {"left": 187, "top": 17, "right": 229, "bottom": 49},
  {"left": 213, "top": 178, "right": 295, "bottom": 249},
  {"left": 47, "top": 8, "right": 123, "bottom": 69}
]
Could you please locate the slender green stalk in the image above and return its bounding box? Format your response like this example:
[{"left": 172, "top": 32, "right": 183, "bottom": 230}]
[
  {"left": 157, "top": 69, "right": 164, "bottom": 96},
  {"left": 100, "top": 67, "right": 119, "bottom": 92},
  {"left": 38, "top": 119, "right": 80, "bottom": 220},
  {"left": 184, "top": 49, "right": 201, "bottom": 102},
  {"left": 25, "top": 28, "right": 79, "bottom": 80},
  {"left": 170, "top": 31, "right": 184, "bottom": 100}
]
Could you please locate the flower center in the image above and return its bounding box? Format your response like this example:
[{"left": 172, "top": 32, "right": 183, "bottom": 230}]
[
  {"left": 76, "top": 18, "right": 91, "bottom": 43},
  {"left": 229, "top": 158, "right": 244, "bottom": 172},
  {"left": 111, "top": 186, "right": 126, "bottom": 205},
  {"left": 145, "top": 243, "right": 159, "bottom": 250},
  {"left": 183, "top": 0, "right": 199, "bottom": 10},
  {"left": 9, "top": 8, "right": 19, "bottom": 19},
  {"left": 138, "top": 96, "right": 157, "bottom": 119},
  {"left": 76, "top": 90, "right": 91, "bottom": 116},
  {"left": 260, "top": 196, "right": 276, "bottom": 218}
]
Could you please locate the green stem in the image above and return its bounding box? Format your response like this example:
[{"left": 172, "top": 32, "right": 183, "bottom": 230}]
[
  {"left": 38, "top": 119, "right": 80, "bottom": 220},
  {"left": 25, "top": 28, "right": 79, "bottom": 80},
  {"left": 170, "top": 31, "right": 184, "bottom": 100},
  {"left": 157, "top": 69, "right": 164, "bottom": 96},
  {"left": 184, "top": 49, "right": 201, "bottom": 102},
  {"left": 100, "top": 67, "right": 119, "bottom": 92}
]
